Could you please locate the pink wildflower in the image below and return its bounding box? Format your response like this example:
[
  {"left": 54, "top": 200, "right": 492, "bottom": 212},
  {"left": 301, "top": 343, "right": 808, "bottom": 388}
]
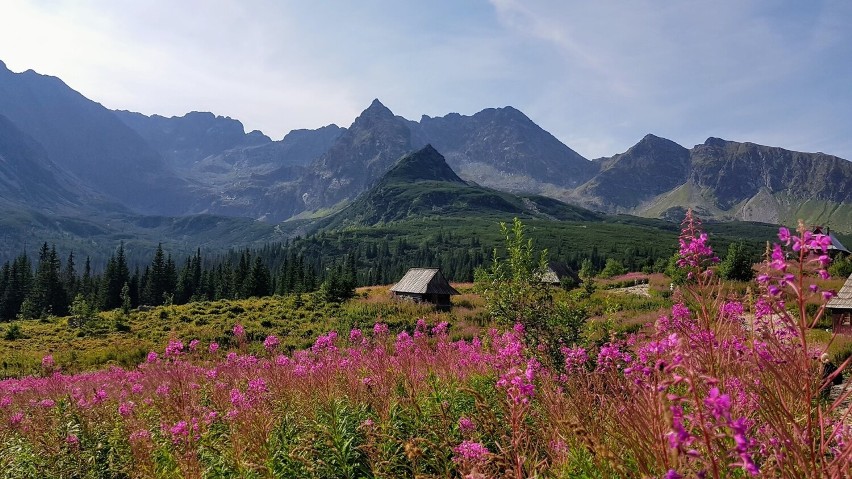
[
  {"left": 41, "top": 355, "right": 54, "bottom": 369},
  {"left": 561, "top": 345, "right": 589, "bottom": 373},
  {"left": 453, "top": 440, "right": 489, "bottom": 463},
  {"left": 704, "top": 387, "right": 732, "bottom": 422},
  {"left": 164, "top": 339, "right": 184, "bottom": 357},
  {"left": 458, "top": 417, "right": 476, "bottom": 433},
  {"left": 431, "top": 321, "right": 449, "bottom": 336},
  {"left": 373, "top": 322, "right": 389, "bottom": 337},
  {"left": 9, "top": 412, "right": 23, "bottom": 427},
  {"left": 233, "top": 323, "right": 245, "bottom": 338},
  {"left": 395, "top": 331, "right": 414, "bottom": 352},
  {"left": 209, "top": 342, "right": 220, "bottom": 354},
  {"left": 263, "top": 335, "right": 280, "bottom": 352},
  {"left": 312, "top": 331, "right": 339, "bottom": 354},
  {"left": 118, "top": 401, "right": 135, "bottom": 416},
  {"left": 146, "top": 351, "right": 158, "bottom": 363}
]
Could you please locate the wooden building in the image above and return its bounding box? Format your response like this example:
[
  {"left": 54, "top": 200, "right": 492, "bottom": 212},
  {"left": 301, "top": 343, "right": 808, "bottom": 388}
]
[
  {"left": 812, "top": 227, "right": 850, "bottom": 257},
  {"left": 539, "top": 261, "right": 581, "bottom": 288},
  {"left": 390, "top": 268, "right": 459, "bottom": 308},
  {"left": 827, "top": 273, "right": 852, "bottom": 335}
]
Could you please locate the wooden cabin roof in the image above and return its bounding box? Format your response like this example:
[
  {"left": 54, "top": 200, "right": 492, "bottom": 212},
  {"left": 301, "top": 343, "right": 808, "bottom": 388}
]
[
  {"left": 827, "top": 274, "right": 852, "bottom": 310},
  {"left": 390, "top": 268, "right": 460, "bottom": 295},
  {"left": 813, "top": 227, "right": 850, "bottom": 254},
  {"left": 540, "top": 261, "right": 581, "bottom": 284}
]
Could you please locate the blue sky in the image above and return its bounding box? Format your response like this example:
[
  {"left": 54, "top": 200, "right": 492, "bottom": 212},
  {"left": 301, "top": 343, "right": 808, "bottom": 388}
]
[{"left": 1, "top": 0, "right": 850, "bottom": 160}]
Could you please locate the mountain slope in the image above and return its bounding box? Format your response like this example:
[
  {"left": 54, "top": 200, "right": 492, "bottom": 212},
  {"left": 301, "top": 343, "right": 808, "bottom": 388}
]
[
  {"left": 0, "top": 114, "right": 84, "bottom": 211},
  {"left": 411, "top": 107, "right": 596, "bottom": 192},
  {"left": 298, "top": 99, "right": 414, "bottom": 211},
  {"left": 321, "top": 145, "right": 601, "bottom": 230},
  {"left": 566, "top": 135, "right": 852, "bottom": 231},
  {"left": 569, "top": 134, "right": 691, "bottom": 210},
  {"left": 113, "top": 110, "right": 271, "bottom": 171},
  {"left": 0, "top": 60, "right": 192, "bottom": 215}
]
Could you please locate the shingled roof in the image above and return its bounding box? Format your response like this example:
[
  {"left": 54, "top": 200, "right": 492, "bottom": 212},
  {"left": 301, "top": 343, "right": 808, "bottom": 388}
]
[
  {"left": 540, "top": 261, "right": 581, "bottom": 285},
  {"left": 813, "top": 227, "right": 850, "bottom": 254},
  {"left": 827, "top": 274, "right": 852, "bottom": 310},
  {"left": 390, "top": 268, "right": 460, "bottom": 295}
]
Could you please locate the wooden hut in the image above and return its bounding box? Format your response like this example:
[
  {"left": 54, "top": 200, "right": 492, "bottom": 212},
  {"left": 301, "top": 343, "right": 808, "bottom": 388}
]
[
  {"left": 827, "top": 273, "right": 852, "bottom": 335},
  {"left": 812, "top": 227, "right": 850, "bottom": 257},
  {"left": 539, "top": 261, "right": 581, "bottom": 288},
  {"left": 390, "top": 268, "right": 459, "bottom": 308}
]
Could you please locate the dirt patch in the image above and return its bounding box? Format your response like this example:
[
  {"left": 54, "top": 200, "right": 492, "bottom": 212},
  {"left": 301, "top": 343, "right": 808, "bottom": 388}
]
[{"left": 610, "top": 283, "right": 652, "bottom": 298}]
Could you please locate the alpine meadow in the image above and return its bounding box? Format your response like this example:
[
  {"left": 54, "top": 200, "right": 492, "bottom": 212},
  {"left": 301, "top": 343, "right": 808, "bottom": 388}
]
[{"left": 1, "top": 2, "right": 851, "bottom": 478}]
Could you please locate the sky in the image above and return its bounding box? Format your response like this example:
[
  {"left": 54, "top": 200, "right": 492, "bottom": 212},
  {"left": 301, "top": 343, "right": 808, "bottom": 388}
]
[{"left": 1, "top": 0, "right": 850, "bottom": 160}]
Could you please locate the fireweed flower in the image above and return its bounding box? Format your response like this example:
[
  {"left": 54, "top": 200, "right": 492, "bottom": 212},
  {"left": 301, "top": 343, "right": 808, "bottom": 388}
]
[
  {"left": 164, "top": 340, "right": 184, "bottom": 357},
  {"left": 232, "top": 323, "right": 245, "bottom": 340},
  {"left": 146, "top": 351, "right": 158, "bottom": 363},
  {"left": 312, "top": 331, "right": 338, "bottom": 354},
  {"left": 677, "top": 210, "right": 718, "bottom": 269},
  {"left": 118, "top": 401, "right": 135, "bottom": 416},
  {"left": 395, "top": 331, "right": 414, "bottom": 352},
  {"left": 458, "top": 417, "right": 476, "bottom": 433},
  {"left": 209, "top": 342, "right": 220, "bottom": 354},
  {"left": 9, "top": 412, "right": 23, "bottom": 427},
  {"left": 263, "top": 335, "right": 280, "bottom": 352},
  {"left": 704, "top": 387, "right": 732, "bottom": 422},
  {"left": 596, "top": 343, "right": 632, "bottom": 371},
  {"left": 41, "top": 355, "right": 54, "bottom": 370},
  {"left": 453, "top": 440, "right": 489, "bottom": 463},
  {"left": 373, "top": 322, "right": 389, "bottom": 337},
  {"left": 560, "top": 345, "right": 589, "bottom": 373},
  {"left": 431, "top": 321, "right": 449, "bottom": 336},
  {"left": 667, "top": 405, "right": 694, "bottom": 450}
]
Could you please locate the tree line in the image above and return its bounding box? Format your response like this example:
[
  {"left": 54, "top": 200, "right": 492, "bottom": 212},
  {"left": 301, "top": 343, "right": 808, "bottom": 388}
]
[{"left": 0, "top": 225, "right": 692, "bottom": 321}]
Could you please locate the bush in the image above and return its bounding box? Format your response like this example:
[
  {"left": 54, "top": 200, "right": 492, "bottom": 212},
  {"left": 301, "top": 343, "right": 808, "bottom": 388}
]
[
  {"left": 718, "top": 241, "right": 755, "bottom": 281},
  {"left": 598, "top": 258, "right": 627, "bottom": 279},
  {"left": 3, "top": 323, "right": 23, "bottom": 340}
]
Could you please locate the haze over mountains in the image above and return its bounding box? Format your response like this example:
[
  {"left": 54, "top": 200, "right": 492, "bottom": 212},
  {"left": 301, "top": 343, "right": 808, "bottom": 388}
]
[{"left": 1, "top": 59, "right": 850, "bottom": 242}]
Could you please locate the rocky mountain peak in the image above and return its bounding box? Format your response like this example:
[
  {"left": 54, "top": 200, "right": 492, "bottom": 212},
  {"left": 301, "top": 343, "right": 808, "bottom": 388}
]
[
  {"left": 703, "top": 137, "right": 729, "bottom": 148},
  {"left": 383, "top": 145, "right": 465, "bottom": 184},
  {"left": 628, "top": 134, "right": 689, "bottom": 157}
]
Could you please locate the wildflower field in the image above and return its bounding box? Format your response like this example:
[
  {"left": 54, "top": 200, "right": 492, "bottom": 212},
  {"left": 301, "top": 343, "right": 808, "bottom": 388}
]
[{"left": 0, "top": 215, "right": 850, "bottom": 478}]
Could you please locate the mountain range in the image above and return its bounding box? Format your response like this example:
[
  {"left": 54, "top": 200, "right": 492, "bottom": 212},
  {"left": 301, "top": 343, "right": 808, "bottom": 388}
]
[{"left": 1, "top": 59, "right": 850, "bottom": 248}]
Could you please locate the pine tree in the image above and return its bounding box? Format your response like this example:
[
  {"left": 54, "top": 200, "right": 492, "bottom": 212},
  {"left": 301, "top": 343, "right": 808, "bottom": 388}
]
[
  {"left": 718, "top": 241, "right": 755, "bottom": 282},
  {"left": 0, "top": 253, "right": 32, "bottom": 320},
  {"left": 100, "top": 242, "right": 130, "bottom": 310},
  {"left": 63, "top": 251, "right": 77, "bottom": 299},
  {"left": 143, "top": 244, "right": 168, "bottom": 306}
]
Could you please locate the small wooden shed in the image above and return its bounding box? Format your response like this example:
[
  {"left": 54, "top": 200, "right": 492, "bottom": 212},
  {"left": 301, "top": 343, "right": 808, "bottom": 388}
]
[
  {"left": 812, "top": 227, "right": 850, "bottom": 257},
  {"left": 390, "top": 268, "right": 459, "bottom": 308},
  {"left": 827, "top": 273, "right": 852, "bottom": 335},
  {"left": 539, "top": 261, "right": 581, "bottom": 288}
]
